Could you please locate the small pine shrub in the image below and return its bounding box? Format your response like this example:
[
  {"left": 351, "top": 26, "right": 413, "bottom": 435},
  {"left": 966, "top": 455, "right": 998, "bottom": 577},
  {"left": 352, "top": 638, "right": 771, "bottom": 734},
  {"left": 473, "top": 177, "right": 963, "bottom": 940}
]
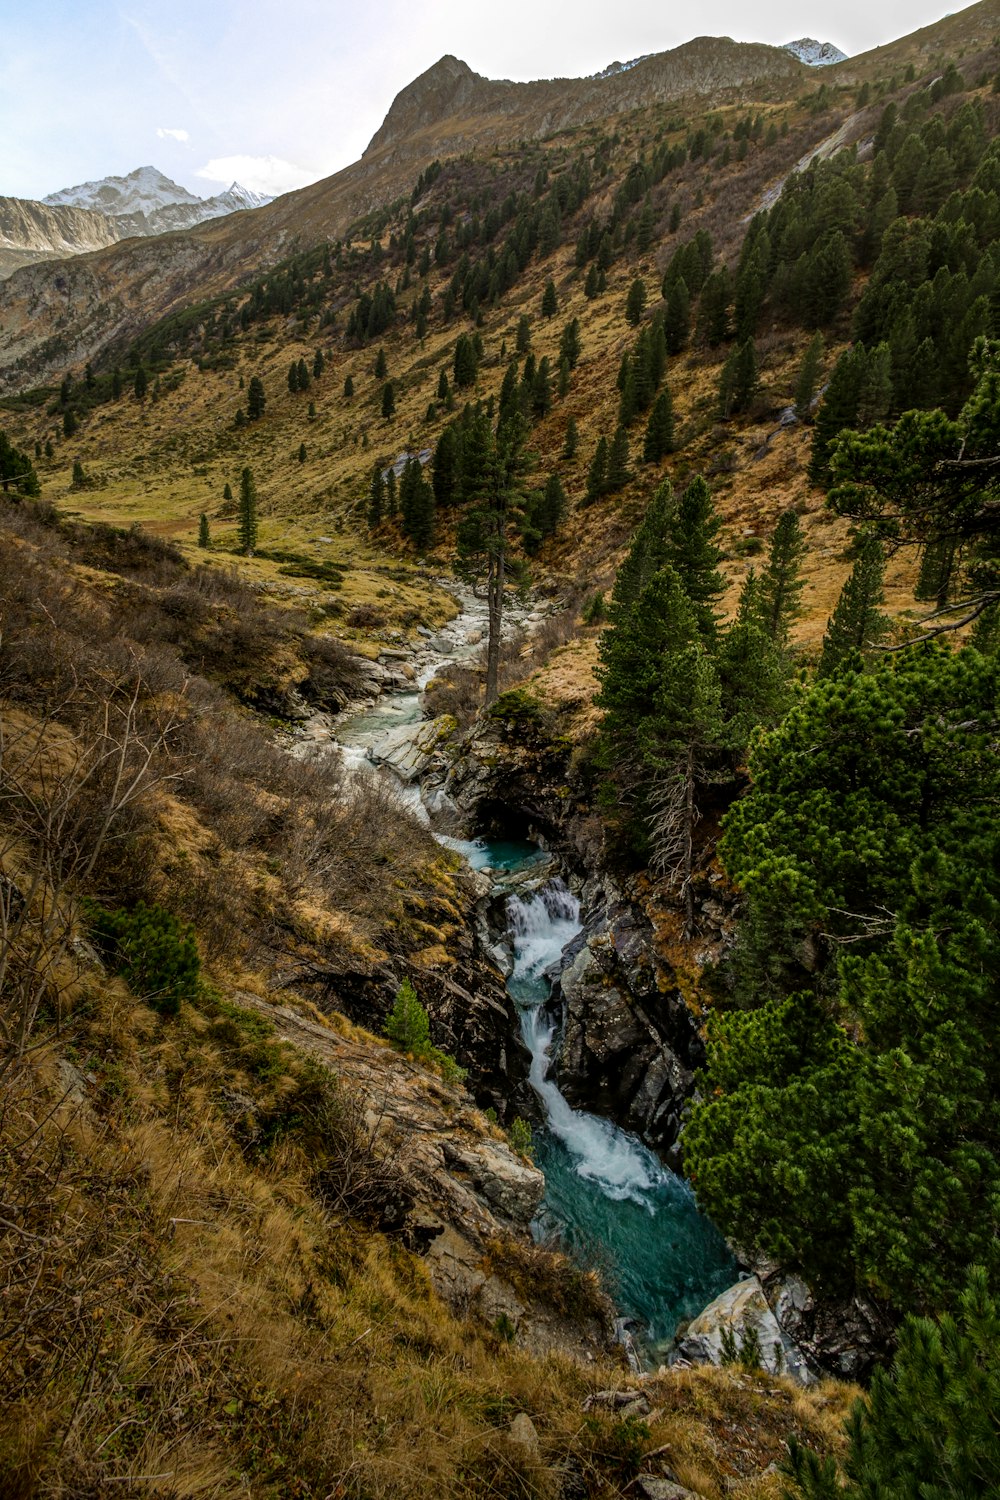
[
  {"left": 384, "top": 980, "right": 430, "bottom": 1052},
  {"left": 509, "top": 1117, "right": 533, "bottom": 1158},
  {"left": 87, "top": 902, "right": 200, "bottom": 1014}
]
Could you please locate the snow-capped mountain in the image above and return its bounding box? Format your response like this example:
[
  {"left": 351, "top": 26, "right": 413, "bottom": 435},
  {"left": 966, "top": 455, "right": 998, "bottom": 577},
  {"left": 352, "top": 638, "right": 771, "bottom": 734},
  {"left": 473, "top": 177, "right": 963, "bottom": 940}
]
[
  {"left": 0, "top": 165, "right": 271, "bottom": 280},
  {"left": 783, "top": 38, "right": 848, "bottom": 67},
  {"left": 42, "top": 165, "right": 270, "bottom": 234}
]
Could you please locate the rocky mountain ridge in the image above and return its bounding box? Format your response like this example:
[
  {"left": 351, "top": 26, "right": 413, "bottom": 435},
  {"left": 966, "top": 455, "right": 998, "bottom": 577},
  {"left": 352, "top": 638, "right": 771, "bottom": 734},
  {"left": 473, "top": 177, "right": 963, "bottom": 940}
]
[
  {"left": 783, "top": 38, "right": 849, "bottom": 67},
  {"left": 0, "top": 165, "right": 270, "bottom": 281}
]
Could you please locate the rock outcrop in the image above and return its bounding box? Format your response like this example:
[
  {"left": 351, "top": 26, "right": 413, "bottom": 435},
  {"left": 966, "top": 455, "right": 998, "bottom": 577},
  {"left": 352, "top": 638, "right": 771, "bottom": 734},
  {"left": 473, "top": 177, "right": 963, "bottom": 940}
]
[
  {"left": 674, "top": 1275, "right": 816, "bottom": 1385},
  {"left": 554, "top": 879, "right": 704, "bottom": 1158},
  {"left": 232, "top": 992, "right": 611, "bottom": 1360}
]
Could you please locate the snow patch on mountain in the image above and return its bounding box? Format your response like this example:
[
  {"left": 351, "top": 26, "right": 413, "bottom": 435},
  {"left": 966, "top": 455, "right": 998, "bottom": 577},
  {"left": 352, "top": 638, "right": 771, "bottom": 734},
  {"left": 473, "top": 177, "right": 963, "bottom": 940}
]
[
  {"left": 783, "top": 38, "right": 848, "bottom": 67},
  {"left": 591, "top": 55, "right": 652, "bottom": 81}
]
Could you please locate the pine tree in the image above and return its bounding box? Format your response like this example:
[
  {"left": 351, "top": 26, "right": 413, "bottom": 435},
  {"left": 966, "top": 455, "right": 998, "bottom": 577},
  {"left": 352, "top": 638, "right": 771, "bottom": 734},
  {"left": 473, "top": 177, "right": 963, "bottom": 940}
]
[
  {"left": 625, "top": 277, "right": 647, "bottom": 327},
  {"left": 663, "top": 476, "right": 725, "bottom": 640},
  {"left": 665, "top": 277, "right": 690, "bottom": 353},
  {"left": 532, "top": 357, "right": 552, "bottom": 419},
  {"left": 793, "top": 333, "right": 824, "bottom": 421},
  {"left": 71, "top": 459, "right": 86, "bottom": 489},
  {"left": 247, "top": 376, "right": 266, "bottom": 420},
  {"left": 386, "top": 468, "right": 397, "bottom": 518},
  {"left": 298, "top": 441, "right": 307, "bottom": 464},
  {"left": 541, "top": 280, "right": 558, "bottom": 318},
  {"left": 343, "top": 374, "right": 354, "bottom": 399},
  {"left": 198, "top": 513, "right": 210, "bottom": 548},
  {"left": 611, "top": 481, "right": 675, "bottom": 615},
  {"left": 296, "top": 357, "right": 310, "bottom": 391},
  {"left": 515, "top": 314, "right": 532, "bottom": 353},
  {"left": 399, "top": 457, "right": 435, "bottom": 550},
  {"left": 381, "top": 381, "right": 396, "bottom": 419},
  {"left": 718, "top": 338, "right": 759, "bottom": 418},
  {"left": 313, "top": 348, "right": 325, "bottom": 379},
  {"left": 818, "top": 531, "right": 888, "bottom": 675},
  {"left": 374, "top": 348, "right": 388, "bottom": 379},
  {"left": 607, "top": 424, "right": 631, "bottom": 490},
  {"left": 759, "top": 509, "right": 807, "bottom": 642},
  {"left": 787, "top": 1269, "right": 1000, "bottom": 1500},
  {"left": 223, "top": 481, "right": 233, "bottom": 504},
  {"left": 642, "top": 389, "right": 675, "bottom": 463},
  {"left": 288, "top": 360, "right": 299, "bottom": 394},
  {"left": 437, "top": 368, "right": 450, "bottom": 401},
  {"left": 584, "top": 263, "right": 601, "bottom": 299},
  {"left": 698, "top": 267, "right": 732, "bottom": 346},
  {"left": 134, "top": 366, "right": 148, "bottom": 401},
  {"left": 385, "top": 979, "right": 430, "bottom": 1053},
  {"left": 237, "top": 467, "right": 259, "bottom": 556},
  {"left": 716, "top": 570, "right": 793, "bottom": 756},
  {"left": 585, "top": 436, "right": 609, "bottom": 505},
  {"left": 563, "top": 417, "right": 578, "bottom": 460},
  {"left": 559, "top": 317, "right": 581, "bottom": 370}
]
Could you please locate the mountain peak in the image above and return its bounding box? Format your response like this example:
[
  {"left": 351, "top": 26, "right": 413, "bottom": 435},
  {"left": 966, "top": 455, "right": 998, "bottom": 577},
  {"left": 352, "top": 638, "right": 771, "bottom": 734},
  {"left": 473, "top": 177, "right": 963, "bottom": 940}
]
[
  {"left": 783, "top": 38, "right": 849, "bottom": 67},
  {"left": 43, "top": 165, "right": 202, "bottom": 215}
]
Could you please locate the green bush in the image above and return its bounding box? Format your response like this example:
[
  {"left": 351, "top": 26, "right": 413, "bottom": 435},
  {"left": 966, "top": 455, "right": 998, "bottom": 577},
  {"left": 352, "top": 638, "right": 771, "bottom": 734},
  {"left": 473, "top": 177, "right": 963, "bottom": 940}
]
[
  {"left": 384, "top": 980, "right": 466, "bottom": 1083},
  {"left": 509, "top": 1117, "right": 533, "bottom": 1158},
  {"left": 87, "top": 901, "right": 200, "bottom": 1015}
]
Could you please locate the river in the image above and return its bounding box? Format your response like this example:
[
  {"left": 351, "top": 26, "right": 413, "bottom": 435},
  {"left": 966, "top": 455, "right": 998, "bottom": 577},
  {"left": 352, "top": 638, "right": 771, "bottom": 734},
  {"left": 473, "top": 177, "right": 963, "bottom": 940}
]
[{"left": 322, "top": 587, "right": 736, "bottom": 1360}]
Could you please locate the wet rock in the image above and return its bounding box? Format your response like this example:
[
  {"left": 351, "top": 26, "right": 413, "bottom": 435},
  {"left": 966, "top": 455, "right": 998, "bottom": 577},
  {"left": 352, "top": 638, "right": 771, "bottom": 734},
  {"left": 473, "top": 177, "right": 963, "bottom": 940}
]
[
  {"left": 553, "top": 894, "right": 703, "bottom": 1156},
  {"left": 368, "top": 713, "right": 457, "bottom": 782}
]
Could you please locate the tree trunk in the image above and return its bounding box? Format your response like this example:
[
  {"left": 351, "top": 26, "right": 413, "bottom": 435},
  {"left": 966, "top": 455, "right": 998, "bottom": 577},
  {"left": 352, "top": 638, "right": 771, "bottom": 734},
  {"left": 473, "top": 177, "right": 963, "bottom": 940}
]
[
  {"left": 682, "top": 742, "right": 695, "bottom": 937},
  {"left": 484, "top": 544, "right": 505, "bottom": 707}
]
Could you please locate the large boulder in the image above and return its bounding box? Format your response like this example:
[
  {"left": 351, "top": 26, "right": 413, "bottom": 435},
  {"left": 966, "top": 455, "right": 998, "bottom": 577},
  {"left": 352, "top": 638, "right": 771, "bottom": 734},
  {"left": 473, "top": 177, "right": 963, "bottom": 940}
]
[{"left": 674, "top": 1275, "right": 815, "bottom": 1385}]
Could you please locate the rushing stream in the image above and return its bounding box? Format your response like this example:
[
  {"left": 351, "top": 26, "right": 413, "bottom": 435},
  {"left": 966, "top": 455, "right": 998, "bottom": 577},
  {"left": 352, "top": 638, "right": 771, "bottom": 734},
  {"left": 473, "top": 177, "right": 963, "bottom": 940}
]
[
  {"left": 503, "top": 875, "right": 736, "bottom": 1355},
  {"left": 322, "top": 587, "right": 737, "bottom": 1358}
]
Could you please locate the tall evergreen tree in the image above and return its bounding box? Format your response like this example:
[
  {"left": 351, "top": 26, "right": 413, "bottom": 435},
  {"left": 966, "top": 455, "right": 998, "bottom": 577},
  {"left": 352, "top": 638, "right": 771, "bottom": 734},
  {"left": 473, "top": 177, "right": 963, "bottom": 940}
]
[
  {"left": 665, "top": 277, "right": 691, "bottom": 353},
  {"left": 541, "top": 280, "right": 558, "bottom": 318},
  {"left": 642, "top": 388, "right": 675, "bottom": 463},
  {"left": 793, "top": 333, "right": 824, "bottom": 421},
  {"left": 759, "top": 510, "right": 807, "bottom": 643},
  {"left": 584, "top": 435, "right": 609, "bottom": 505},
  {"left": 606, "top": 424, "right": 632, "bottom": 490},
  {"left": 818, "top": 531, "right": 888, "bottom": 676},
  {"left": 663, "top": 476, "right": 725, "bottom": 640},
  {"left": 625, "top": 278, "right": 648, "bottom": 327},
  {"left": 399, "top": 457, "right": 435, "bottom": 549},
  {"left": 237, "top": 467, "right": 258, "bottom": 556},
  {"left": 381, "top": 381, "right": 396, "bottom": 419},
  {"left": 611, "top": 481, "right": 675, "bottom": 615},
  {"left": 247, "top": 376, "right": 266, "bottom": 420}
]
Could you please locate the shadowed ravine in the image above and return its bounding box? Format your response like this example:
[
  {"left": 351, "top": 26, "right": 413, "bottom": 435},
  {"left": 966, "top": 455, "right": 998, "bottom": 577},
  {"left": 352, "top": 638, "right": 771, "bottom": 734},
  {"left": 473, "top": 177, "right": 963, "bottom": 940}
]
[{"left": 328, "top": 591, "right": 736, "bottom": 1358}]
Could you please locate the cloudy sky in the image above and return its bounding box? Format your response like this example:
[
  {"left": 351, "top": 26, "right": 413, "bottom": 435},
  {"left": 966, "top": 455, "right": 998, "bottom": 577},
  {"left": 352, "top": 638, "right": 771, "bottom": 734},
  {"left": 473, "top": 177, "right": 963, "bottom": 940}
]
[{"left": 1, "top": 0, "right": 964, "bottom": 202}]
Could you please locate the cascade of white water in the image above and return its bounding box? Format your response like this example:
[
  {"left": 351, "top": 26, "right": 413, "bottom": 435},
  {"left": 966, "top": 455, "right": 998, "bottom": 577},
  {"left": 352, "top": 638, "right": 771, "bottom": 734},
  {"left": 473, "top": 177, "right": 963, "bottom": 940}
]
[{"left": 507, "top": 882, "right": 674, "bottom": 1209}]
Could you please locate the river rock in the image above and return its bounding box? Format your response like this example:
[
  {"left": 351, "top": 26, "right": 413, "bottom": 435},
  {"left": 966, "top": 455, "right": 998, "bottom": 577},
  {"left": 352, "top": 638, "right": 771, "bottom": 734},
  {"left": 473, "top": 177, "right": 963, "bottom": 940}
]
[
  {"left": 673, "top": 1275, "right": 816, "bottom": 1386},
  {"left": 757, "top": 1267, "right": 895, "bottom": 1382},
  {"left": 553, "top": 892, "right": 703, "bottom": 1156},
  {"left": 368, "top": 713, "right": 458, "bottom": 782}
]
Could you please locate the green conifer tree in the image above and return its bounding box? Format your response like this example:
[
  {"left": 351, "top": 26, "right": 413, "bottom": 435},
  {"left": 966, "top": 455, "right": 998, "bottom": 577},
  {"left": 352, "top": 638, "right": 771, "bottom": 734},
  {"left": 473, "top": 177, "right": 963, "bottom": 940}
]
[
  {"left": 642, "top": 389, "right": 675, "bottom": 463},
  {"left": 794, "top": 333, "right": 824, "bottom": 421},
  {"left": 198, "top": 513, "right": 210, "bottom": 548},
  {"left": 625, "top": 278, "right": 647, "bottom": 327},
  {"left": 541, "top": 280, "right": 558, "bottom": 318},
  {"left": 758, "top": 510, "right": 807, "bottom": 642},
  {"left": 237, "top": 466, "right": 259, "bottom": 556},
  {"left": 585, "top": 435, "right": 609, "bottom": 505},
  {"left": 818, "top": 531, "right": 888, "bottom": 675},
  {"left": 381, "top": 381, "right": 396, "bottom": 419}
]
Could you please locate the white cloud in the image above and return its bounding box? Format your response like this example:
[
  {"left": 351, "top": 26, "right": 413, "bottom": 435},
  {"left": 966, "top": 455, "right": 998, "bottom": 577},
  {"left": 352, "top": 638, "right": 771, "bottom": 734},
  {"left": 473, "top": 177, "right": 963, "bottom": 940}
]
[
  {"left": 156, "top": 126, "right": 190, "bottom": 143},
  {"left": 195, "top": 153, "right": 313, "bottom": 196}
]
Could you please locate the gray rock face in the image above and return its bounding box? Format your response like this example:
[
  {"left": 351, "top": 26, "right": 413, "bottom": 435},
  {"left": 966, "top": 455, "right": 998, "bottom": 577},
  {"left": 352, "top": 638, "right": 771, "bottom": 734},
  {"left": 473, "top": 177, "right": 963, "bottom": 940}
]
[
  {"left": 759, "top": 1267, "right": 895, "bottom": 1382},
  {"left": 553, "top": 882, "right": 703, "bottom": 1156},
  {"left": 674, "top": 1275, "right": 816, "bottom": 1385}
]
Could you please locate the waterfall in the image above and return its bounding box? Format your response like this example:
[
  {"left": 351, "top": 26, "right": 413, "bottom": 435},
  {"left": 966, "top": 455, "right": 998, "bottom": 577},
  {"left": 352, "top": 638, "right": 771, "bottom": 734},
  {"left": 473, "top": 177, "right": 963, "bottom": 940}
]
[{"left": 507, "top": 882, "right": 674, "bottom": 1209}]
